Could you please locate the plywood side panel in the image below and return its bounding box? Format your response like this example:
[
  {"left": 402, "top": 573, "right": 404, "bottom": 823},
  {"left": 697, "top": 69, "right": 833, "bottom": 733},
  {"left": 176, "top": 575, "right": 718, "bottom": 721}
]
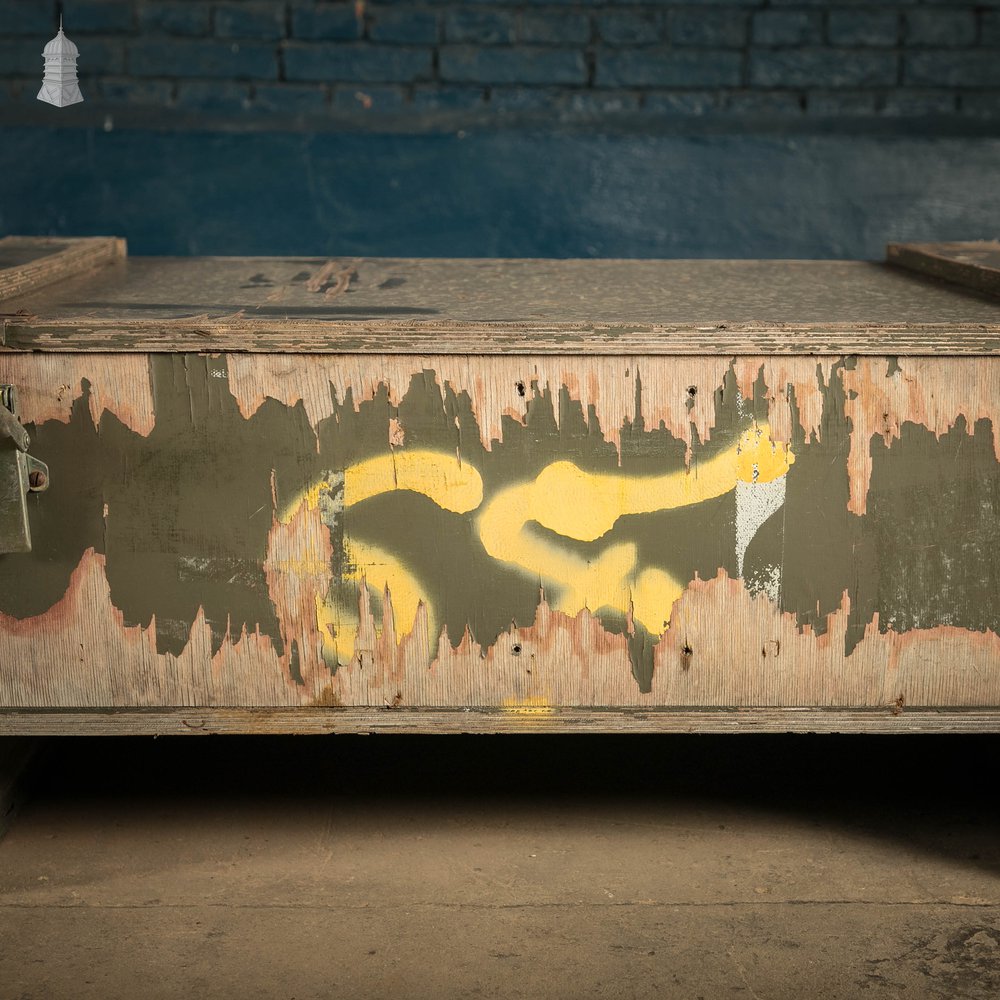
[
  {"left": 3, "top": 545, "right": 999, "bottom": 710},
  {"left": 2, "top": 352, "right": 999, "bottom": 710}
]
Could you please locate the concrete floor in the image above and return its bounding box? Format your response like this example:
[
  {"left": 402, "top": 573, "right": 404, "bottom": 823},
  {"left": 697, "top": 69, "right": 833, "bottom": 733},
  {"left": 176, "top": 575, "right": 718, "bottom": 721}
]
[{"left": 1, "top": 735, "right": 999, "bottom": 999}]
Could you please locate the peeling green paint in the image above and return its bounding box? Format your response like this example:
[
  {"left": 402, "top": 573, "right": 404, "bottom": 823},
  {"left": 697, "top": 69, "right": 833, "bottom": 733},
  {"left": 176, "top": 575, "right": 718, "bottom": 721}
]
[
  {"left": 0, "top": 356, "right": 317, "bottom": 655},
  {"left": 862, "top": 416, "right": 1000, "bottom": 638},
  {"left": 1, "top": 354, "right": 998, "bottom": 692}
]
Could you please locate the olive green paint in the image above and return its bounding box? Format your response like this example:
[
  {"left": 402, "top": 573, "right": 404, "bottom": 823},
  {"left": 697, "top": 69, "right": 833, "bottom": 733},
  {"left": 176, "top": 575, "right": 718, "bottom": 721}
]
[
  {"left": 0, "top": 356, "right": 317, "bottom": 656},
  {"left": 318, "top": 365, "right": 779, "bottom": 690},
  {"left": 861, "top": 415, "right": 1000, "bottom": 638},
  {"left": 778, "top": 361, "right": 866, "bottom": 649},
  {"left": 1, "top": 356, "right": 998, "bottom": 691}
]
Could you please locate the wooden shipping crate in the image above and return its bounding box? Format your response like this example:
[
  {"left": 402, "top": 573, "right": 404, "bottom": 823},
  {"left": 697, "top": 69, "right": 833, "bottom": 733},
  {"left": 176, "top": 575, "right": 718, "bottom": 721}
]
[{"left": 2, "top": 235, "right": 1000, "bottom": 735}]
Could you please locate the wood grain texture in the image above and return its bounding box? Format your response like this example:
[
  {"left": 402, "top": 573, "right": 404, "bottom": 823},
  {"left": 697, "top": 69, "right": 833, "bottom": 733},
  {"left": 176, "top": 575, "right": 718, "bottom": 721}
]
[
  {"left": 9, "top": 351, "right": 995, "bottom": 516},
  {"left": 3, "top": 353, "right": 1000, "bottom": 713},
  {"left": 0, "top": 550, "right": 301, "bottom": 708},
  {"left": 888, "top": 241, "right": 1000, "bottom": 298},
  {"left": 11, "top": 319, "right": 1000, "bottom": 356},
  {"left": 0, "top": 708, "right": 995, "bottom": 735},
  {"left": 4, "top": 544, "right": 996, "bottom": 711},
  {"left": 3, "top": 255, "right": 1000, "bottom": 354},
  {"left": 223, "top": 352, "right": 1000, "bottom": 514},
  {"left": 3, "top": 246, "right": 1000, "bottom": 726},
  {"left": 0, "top": 353, "right": 155, "bottom": 435},
  {"left": 0, "top": 236, "right": 126, "bottom": 304}
]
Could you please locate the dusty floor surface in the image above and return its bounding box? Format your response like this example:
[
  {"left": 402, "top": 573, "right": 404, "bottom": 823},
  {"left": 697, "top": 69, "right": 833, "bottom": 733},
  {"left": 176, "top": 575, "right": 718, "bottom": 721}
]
[{"left": 0, "top": 734, "right": 999, "bottom": 999}]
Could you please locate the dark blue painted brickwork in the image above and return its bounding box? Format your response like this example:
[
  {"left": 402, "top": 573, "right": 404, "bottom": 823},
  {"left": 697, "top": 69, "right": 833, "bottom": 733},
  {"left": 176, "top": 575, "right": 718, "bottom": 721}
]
[
  {"left": 1, "top": 0, "right": 999, "bottom": 122},
  {"left": 2, "top": 2, "right": 1000, "bottom": 259},
  {"left": 2, "top": 126, "right": 1000, "bottom": 259}
]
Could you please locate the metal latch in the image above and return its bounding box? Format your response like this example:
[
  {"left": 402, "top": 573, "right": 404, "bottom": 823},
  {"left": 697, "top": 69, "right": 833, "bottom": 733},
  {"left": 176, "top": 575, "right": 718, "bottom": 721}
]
[{"left": 0, "top": 386, "right": 49, "bottom": 553}]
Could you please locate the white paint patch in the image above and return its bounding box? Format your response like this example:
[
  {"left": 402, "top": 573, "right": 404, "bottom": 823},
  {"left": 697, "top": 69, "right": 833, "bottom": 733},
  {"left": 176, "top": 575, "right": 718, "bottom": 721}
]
[
  {"left": 747, "top": 562, "right": 782, "bottom": 604},
  {"left": 735, "top": 477, "right": 786, "bottom": 580},
  {"left": 316, "top": 469, "right": 345, "bottom": 531}
]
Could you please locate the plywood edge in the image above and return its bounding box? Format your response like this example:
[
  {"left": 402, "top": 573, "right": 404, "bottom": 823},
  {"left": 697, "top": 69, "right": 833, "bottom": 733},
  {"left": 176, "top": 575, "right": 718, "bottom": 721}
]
[
  {"left": 0, "top": 708, "right": 997, "bottom": 735},
  {"left": 6, "top": 319, "right": 1000, "bottom": 355},
  {"left": 0, "top": 236, "right": 126, "bottom": 305},
  {"left": 888, "top": 241, "right": 1000, "bottom": 299}
]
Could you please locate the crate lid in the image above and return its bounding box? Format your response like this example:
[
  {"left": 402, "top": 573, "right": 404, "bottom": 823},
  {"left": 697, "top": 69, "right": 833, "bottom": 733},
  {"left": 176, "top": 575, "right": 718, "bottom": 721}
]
[{"left": 2, "top": 235, "right": 1000, "bottom": 355}]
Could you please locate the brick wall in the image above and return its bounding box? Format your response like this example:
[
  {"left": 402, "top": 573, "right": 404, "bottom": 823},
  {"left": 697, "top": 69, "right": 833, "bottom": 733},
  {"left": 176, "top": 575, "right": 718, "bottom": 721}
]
[{"left": 2, "top": 0, "right": 999, "bottom": 126}]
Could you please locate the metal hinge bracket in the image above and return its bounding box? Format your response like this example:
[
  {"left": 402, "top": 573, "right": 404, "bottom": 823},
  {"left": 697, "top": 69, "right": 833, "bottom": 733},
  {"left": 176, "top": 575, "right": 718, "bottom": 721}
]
[{"left": 0, "top": 386, "right": 49, "bottom": 553}]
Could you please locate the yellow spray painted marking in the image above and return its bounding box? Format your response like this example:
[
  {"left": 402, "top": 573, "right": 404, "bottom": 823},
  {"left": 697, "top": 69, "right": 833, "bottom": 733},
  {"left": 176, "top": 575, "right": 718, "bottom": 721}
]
[
  {"left": 281, "top": 450, "right": 481, "bottom": 662},
  {"left": 345, "top": 450, "right": 483, "bottom": 513},
  {"left": 315, "top": 538, "right": 430, "bottom": 667},
  {"left": 477, "top": 423, "right": 794, "bottom": 632},
  {"left": 501, "top": 696, "right": 555, "bottom": 716},
  {"left": 285, "top": 449, "right": 483, "bottom": 523},
  {"left": 283, "top": 428, "right": 793, "bottom": 663}
]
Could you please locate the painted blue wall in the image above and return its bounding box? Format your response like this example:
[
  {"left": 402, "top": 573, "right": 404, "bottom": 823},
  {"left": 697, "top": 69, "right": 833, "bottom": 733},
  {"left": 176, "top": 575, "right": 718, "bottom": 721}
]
[
  {"left": 4, "top": 0, "right": 1000, "bottom": 259},
  {"left": 3, "top": 126, "right": 1000, "bottom": 259}
]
